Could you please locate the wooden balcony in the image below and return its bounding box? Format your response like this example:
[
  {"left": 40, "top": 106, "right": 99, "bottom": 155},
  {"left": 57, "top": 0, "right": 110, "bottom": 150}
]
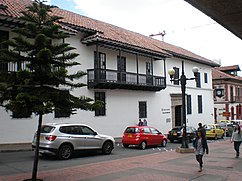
[
  {"left": 233, "top": 96, "right": 242, "bottom": 103},
  {"left": 87, "top": 69, "right": 166, "bottom": 91}
]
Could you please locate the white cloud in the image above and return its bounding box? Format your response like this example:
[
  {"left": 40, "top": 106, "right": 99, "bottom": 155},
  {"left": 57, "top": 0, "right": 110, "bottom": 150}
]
[{"left": 44, "top": 0, "right": 51, "bottom": 5}]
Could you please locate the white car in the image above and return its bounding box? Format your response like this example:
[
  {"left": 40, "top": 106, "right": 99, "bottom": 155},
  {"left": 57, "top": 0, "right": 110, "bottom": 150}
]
[{"left": 32, "top": 123, "right": 115, "bottom": 159}]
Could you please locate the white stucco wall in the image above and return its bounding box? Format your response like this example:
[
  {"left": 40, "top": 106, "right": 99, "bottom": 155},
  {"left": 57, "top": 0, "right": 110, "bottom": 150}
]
[{"left": 0, "top": 29, "right": 215, "bottom": 144}]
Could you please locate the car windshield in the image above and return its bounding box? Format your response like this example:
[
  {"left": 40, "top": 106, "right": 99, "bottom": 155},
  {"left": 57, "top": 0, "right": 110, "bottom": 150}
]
[
  {"left": 41, "top": 126, "right": 55, "bottom": 133},
  {"left": 172, "top": 127, "right": 182, "bottom": 131},
  {"left": 125, "top": 127, "right": 140, "bottom": 134},
  {"left": 205, "top": 125, "right": 214, "bottom": 130}
]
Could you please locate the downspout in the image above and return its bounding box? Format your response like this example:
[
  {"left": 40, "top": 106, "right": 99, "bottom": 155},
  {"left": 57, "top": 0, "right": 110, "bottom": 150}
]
[{"left": 163, "top": 58, "right": 167, "bottom": 88}]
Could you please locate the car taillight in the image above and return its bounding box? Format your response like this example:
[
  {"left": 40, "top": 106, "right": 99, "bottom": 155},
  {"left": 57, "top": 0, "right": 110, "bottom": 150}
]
[{"left": 45, "top": 135, "right": 57, "bottom": 141}]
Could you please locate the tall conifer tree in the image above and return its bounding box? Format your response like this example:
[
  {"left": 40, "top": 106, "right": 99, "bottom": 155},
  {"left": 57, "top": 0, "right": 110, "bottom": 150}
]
[{"left": 0, "top": 1, "right": 101, "bottom": 180}]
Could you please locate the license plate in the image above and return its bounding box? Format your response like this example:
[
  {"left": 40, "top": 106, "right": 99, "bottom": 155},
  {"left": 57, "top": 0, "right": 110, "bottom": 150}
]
[
  {"left": 39, "top": 136, "right": 43, "bottom": 141},
  {"left": 173, "top": 133, "right": 177, "bottom": 136},
  {"left": 128, "top": 134, "right": 132, "bottom": 138}
]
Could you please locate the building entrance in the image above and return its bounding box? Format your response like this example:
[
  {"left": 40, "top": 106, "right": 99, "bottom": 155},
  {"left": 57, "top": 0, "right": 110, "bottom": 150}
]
[{"left": 175, "top": 105, "right": 182, "bottom": 126}]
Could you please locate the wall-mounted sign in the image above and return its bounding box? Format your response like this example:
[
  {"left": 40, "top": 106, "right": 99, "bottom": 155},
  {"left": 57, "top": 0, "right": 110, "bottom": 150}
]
[
  {"left": 161, "top": 108, "right": 170, "bottom": 114},
  {"left": 222, "top": 112, "right": 231, "bottom": 117},
  {"left": 166, "top": 118, "right": 171, "bottom": 123}
]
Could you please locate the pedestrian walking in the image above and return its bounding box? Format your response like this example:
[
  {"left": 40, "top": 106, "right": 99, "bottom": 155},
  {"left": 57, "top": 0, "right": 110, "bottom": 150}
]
[
  {"left": 231, "top": 124, "right": 242, "bottom": 158},
  {"left": 143, "top": 119, "right": 147, "bottom": 126},
  {"left": 193, "top": 130, "right": 209, "bottom": 172},
  {"left": 197, "top": 122, "right": 206, "bottom": 137}
]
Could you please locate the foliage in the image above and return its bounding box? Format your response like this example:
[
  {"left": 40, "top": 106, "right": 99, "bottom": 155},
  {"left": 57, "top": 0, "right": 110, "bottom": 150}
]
[{"left": 0, "top": 0, "right": 102, "bottom": 118}]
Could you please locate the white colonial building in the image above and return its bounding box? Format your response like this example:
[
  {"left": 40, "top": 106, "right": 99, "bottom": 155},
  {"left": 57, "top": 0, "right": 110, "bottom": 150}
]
[{"left": 0, "top": 0, "right": 219, "bottom": 144}]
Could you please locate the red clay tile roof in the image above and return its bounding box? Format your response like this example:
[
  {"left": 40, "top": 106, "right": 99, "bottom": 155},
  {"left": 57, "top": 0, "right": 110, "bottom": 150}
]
[
  {"left": 0, "top": 0, "right": 219, "bottom": 67},
  {"left": 212, "top": 67, "right": 242, "bottom": 82},
  {"left": 216, "top": 65, "right": 240, "bottom": 72}
]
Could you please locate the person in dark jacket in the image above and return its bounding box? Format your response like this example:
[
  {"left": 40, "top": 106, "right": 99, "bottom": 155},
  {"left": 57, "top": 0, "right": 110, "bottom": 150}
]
[
  {"left": 193, "top": 130, "right": 209, "bottom": 172},
  {"left": 138, "top": 119, "right": 143, "bottom": 126},
  {"left": 198, "top": 122, "right": 206, "bottom": 137}
]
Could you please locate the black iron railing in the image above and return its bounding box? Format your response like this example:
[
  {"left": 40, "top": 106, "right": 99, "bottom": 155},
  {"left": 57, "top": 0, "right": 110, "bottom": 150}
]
[
  {"left": 87, "top": 68, "right": 166, "bottom": 91},
  {"left": 233, "top": 96, "right": 242, "bottom": 102}
]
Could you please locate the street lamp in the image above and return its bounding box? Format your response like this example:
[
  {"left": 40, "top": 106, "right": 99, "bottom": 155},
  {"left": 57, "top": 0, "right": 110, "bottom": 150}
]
[{"left": 168, "top": 61, "right": 199, "bottom": 148}]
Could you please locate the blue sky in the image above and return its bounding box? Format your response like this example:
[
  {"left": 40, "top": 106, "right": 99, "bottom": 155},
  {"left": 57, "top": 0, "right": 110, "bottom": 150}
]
[
  {"left": 50, "top": 0, "right": 85, "bottom": 15},
  {"left": 47, "top": 0, "right": 242, "bottom": 70}
]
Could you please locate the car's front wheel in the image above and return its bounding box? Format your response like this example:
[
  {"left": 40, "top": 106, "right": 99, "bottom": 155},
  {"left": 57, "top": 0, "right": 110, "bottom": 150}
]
[
  {"left": 58, "top": 144, "right": 73, "bottom": 160},
  {"left": 102, "top": 141, "right": 113, "bottom": 155},
  {"left": 161, "top": 140, "right": 167, "bottom": 147},
  {"left": 140, "top": 141, "right": 147, "bottom": 150}
]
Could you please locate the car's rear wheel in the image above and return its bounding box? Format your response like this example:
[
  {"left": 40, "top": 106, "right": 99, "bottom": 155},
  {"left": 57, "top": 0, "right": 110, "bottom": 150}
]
[
  {"left": 123, "top": 144, "right": 129, "bottom": 148},
  {"left": 58, "top": 144, "right": 73, "bottom": 160},
  {"left": 140, "top": 141, "right": 147, "bottom": 150},
  {"left": 102, "top": 141, "right": 113, "bottom": 155},
  {"left": 161, "top": 140, "right": 167, "bottom": 147}
]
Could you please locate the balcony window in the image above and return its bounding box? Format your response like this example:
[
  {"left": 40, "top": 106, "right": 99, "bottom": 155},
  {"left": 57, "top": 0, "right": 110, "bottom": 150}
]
[
  {"left": 139, "top": 101, "right": 147, "bottom": 118},
  {"left": 198, "top": 95, "right": 203, "bottom": 114},
  {"left": 204, "top": 73, "right": 208, "bottom": 83},
  {"left": 230, "top": 86, "right": 234, "bottom": 102},
  {"left": 187, "top": 95, "right": 192, "bottom": 114},
  {"left": 95, "top": 92, "right": 106, "bottom": 116},
  {"left": 55, "top": 109, "right": 71, "bottom": 118},
  {"left": 173, "top": 67, "right": 179, "bottom": 85},
  {"left": 196, "top": 72, "right": 201, "bottom": 88}
]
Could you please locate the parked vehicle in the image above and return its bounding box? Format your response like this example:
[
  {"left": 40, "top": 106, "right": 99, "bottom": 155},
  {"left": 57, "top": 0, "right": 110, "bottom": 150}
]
[
  {"left": 32, "top": 123, "right": 115, "bottom": 160},
  {"left": 122, "top": 126, "right": 168, "bottom": 150},
  {"left": 218, "top": 122, "right": 234, "bottom": 137},
  {"left": 167, "top": 126, "right": 197, "bottom": 143},
  {"left": 204, "top": 124, "right": 224, "bottom": 139}
]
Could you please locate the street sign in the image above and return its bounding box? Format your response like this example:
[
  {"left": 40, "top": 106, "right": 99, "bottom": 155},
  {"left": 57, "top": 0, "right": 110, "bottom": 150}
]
[{"left": 222, "top": 112, "right": 231, "bottom": 117}]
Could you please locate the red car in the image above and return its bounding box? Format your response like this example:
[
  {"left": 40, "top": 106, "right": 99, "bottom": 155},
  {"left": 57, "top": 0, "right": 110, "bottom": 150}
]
[{"left": 122, "top": 126, "right": 168, "bottom": 149}]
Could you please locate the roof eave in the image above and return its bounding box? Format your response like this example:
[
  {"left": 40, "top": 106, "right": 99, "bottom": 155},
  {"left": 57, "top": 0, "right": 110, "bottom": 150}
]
[
  {"left": 168, "top": 51, "right": 219, "bottom": 67},
  {"left": 82, "top": 36, "right": 171, "bottom": 59}
]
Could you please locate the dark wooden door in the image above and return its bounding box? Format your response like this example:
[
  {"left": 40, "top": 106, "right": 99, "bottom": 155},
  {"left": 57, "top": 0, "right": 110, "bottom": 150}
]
[{"left": 117, "top": 56, "right": 126, "bottom": 82}]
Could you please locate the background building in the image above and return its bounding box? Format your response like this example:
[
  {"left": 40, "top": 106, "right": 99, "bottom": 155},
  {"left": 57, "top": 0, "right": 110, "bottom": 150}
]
[{"left": 213, "top": 65, "right": 242, "bottom": 122}]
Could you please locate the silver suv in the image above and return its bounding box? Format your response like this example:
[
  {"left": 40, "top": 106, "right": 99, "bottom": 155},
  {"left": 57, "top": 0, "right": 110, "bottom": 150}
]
[{"left": 32, "top": 123, "right": 115, "bottom": 159}]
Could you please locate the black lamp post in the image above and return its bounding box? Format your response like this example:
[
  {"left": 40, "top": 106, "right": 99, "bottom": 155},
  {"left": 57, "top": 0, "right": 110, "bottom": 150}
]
[{"left": 168, "top": 61, "right": 199, "bottom": 148}]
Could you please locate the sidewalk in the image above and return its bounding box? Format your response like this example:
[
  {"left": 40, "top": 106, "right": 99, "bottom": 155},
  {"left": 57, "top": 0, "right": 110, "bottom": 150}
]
[{"left": 1, "top": 140, "right": 242, "bottom": 181}]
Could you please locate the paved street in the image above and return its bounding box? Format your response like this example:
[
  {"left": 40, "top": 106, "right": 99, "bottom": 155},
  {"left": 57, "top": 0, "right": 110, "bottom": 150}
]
[
  {"left": 0, "top": 141, "right": 179, "bottom": 176},
  {"left": 1, "top": 139, "right": 242, "bottom": 181}
]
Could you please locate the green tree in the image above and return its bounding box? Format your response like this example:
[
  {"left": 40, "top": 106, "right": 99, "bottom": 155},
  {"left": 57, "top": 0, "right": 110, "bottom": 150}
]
[{"left": 0, "top": 1, "right": 102, "bottom": 180}]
